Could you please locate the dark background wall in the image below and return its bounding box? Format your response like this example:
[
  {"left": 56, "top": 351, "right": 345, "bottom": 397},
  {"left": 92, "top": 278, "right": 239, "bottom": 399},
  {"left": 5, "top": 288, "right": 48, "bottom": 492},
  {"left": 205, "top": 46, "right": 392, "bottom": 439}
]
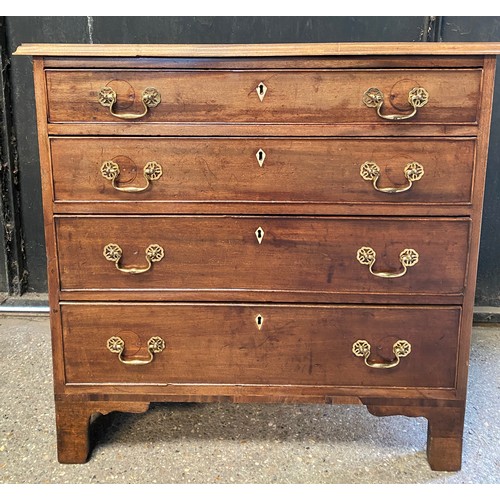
[{"left": 1, "top": 16, "right": 500, "bottom": 307}]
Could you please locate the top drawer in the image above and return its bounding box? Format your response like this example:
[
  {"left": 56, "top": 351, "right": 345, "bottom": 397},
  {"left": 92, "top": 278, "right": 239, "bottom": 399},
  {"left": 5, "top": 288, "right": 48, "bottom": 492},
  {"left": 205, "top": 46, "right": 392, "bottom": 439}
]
[{"left": 45, "top": 69, "right": 482, "bottom": 125}]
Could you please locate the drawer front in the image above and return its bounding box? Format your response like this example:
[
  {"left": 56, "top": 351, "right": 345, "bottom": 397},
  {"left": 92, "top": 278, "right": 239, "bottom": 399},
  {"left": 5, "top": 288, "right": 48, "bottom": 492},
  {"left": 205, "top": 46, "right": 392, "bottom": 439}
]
[
  {"left": 51, "top": 138, "right": 475, "bottom": 206},
  {"left": 46, "top": 69, "right": 481, "bottom": 124},
  {"left": 56, "top": 216, "right": 469, "bottom": 296},
  {"left": 61, "top": 303, "right": 460, "bottom": 388}
]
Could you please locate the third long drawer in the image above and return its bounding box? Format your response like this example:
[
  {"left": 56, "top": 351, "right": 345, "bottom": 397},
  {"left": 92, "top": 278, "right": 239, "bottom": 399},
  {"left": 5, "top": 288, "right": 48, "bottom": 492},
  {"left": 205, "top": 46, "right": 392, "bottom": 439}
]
[{"left": 56, "top": 215, "right": 470, "bottom": 301}]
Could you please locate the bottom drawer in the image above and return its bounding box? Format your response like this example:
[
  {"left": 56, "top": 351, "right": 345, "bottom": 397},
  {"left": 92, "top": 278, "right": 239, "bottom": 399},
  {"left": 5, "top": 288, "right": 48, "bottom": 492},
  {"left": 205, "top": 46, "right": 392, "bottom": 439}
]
[{"left": 61, "top": 303, "right": 460, "bottom": 388}]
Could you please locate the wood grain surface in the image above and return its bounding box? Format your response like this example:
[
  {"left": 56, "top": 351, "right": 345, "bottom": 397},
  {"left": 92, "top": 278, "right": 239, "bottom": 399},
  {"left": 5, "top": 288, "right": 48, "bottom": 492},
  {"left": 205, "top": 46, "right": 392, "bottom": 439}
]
[
  {"left": 61, "top": 303, "right": 461, "bottom": 388},
  {"left": 45, "top": 69, "right": 482, "bottom": 125},
  {"left": 41, "top": 55, "right": 485, "bottom": 70},
  {"left": 50, "top": 137, "right": 475, "bottom": 207},
  {"left": 55, "top": 215, "right": 470, "bottom": 297},
  {"left": 14, "top": 42, "right": 500, "bottom": 57},
  {"left": 24, "top": 44, "right": 497, "bottom": 471}
]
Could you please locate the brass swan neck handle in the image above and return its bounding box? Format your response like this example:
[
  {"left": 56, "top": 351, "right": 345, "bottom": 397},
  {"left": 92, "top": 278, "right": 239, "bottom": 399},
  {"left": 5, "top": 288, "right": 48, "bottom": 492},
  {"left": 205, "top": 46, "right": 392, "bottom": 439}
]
[
  {"left": 98, "top": 86, "right": 161, "bottom": 120},
  {"left": 363, "top": 87, "right": 429, "bottom": 121}
]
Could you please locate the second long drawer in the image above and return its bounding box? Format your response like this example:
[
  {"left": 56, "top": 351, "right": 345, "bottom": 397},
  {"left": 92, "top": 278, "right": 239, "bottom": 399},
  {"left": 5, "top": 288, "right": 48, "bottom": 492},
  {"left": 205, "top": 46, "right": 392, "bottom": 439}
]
[
  {"left": 50, "top": 137, "right": 475, "bottom": 208},
  {"left": 56, "top": 216, "right": 469, "bottom": 299}
]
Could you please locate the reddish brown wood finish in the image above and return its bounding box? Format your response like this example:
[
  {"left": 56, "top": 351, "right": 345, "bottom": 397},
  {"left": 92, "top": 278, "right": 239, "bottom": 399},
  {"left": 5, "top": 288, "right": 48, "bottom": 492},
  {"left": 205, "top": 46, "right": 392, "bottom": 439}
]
[
  {"left": 60, "top": 374, "right": 458, "bottom": 401},
  {"left": 57, "top": 290, "right": 466, "bottom": 305},
  {"left": 55, "top": 216, "right": 470, "bottom": 298},
  {"left": 14, "top": 42, "right": 500, "bottom": 57},
  {"left": 45, "top": 69, "right": 482, "bottom": 125},
  {"left": 50, "top": 137, "right": 475, "bottom": 207},
  {"left": 51, "top": 202, "right": 478, "bottom": 217},
  {"left": 32, "top": 58, "right": 67, "bottom": 395},
  {"left": 366, "top": 402, "right": 465, "bottom": 471},
  {"left": 61, "top": 303, "right": 461, "bottom": 388},
  {"left": 41, "top": 55, "right": 485, "bottom": 70},
  {"left": 46, "top": 122, "right": 481, "bottom": 138},
  {"left": 55, "top": 399, "right": 150, "bottom": 464},
  {"left": 20, "top": 45, "right": 499, "bottom": 470}
]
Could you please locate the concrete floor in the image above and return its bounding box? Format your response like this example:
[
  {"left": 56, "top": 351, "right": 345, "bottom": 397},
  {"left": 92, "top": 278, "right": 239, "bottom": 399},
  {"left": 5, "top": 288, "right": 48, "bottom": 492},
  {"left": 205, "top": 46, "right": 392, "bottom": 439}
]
[{"left": 0, "top": 315, "right": 498, "bottom": 484}]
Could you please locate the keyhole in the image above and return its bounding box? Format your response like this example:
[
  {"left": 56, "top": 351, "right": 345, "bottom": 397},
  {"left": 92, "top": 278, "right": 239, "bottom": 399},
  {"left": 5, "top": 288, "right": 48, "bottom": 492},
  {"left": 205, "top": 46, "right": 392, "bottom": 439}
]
[
  {"left": 255, "top": 227, "right": 264, "bottom": 244},
  {"left": 256, "top": 148, "right": 266, "bottom": 167},
  {"left": 256, "top": 82, "right": 267, "bottom": 102},
  {"left": 255, "top": 314, "right": 264, "bottom": 330}
]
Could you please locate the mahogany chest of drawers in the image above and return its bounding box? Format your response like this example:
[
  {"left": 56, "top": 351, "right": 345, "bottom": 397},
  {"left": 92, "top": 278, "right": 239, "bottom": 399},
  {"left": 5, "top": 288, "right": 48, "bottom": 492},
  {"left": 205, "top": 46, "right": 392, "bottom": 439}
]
[{"left": 15, "top": 42, "right": 500, "bottom": 471}]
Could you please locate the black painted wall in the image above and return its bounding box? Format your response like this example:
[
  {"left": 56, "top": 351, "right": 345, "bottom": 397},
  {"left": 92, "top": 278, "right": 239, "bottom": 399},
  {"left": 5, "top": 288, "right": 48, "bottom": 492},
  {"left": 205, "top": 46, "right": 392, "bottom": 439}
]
[
  {"left": 440, "top": 17, "right": 500, "bottom": 306},
  {"left": 1, "top": 16, "right": 500, "bottom": 307}
]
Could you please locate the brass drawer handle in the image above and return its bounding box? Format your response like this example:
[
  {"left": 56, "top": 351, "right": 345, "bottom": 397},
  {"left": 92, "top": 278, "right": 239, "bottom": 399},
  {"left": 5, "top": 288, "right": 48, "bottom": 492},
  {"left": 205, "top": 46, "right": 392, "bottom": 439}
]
[
  {"left": 103, "top": 243, "right": 164, "bottom": 274},
  {"left": 107, "top": 336, "right": 165, "bottom": 365},
  {"left": 98, "top": 86, "right": 161, "bottom": 120},
  {"left": 363, "top": 87, "right": 429, "bottom": 121},
  {"left": 352, "top": 339, "right": 411, "bottom": 369},
  {"left": 360, "top": 161, "right": 424, "bottom": 193},
  {"left": 357, "top": 246, "right": 419, "bottom": 279},
  {"left": 101, "top": 160, "right": 162, "bottom": 193}
]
